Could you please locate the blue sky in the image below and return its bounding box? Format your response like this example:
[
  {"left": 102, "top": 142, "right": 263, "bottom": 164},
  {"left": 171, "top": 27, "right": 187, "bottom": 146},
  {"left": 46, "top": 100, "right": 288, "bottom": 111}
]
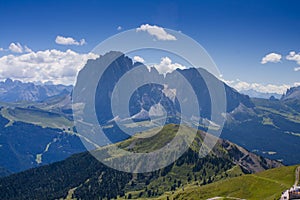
[{"left": 0, "top": 0, "right": 300, "bottom": 93}]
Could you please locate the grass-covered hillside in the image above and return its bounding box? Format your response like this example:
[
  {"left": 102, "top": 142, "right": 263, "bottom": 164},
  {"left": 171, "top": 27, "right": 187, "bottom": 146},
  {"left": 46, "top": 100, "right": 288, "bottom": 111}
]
[
  {"left": 154, "top": 165, "right": 297, "bottom": 200},
  {"left": 0, "top": 124, "right": 281, "bottom": 200}
]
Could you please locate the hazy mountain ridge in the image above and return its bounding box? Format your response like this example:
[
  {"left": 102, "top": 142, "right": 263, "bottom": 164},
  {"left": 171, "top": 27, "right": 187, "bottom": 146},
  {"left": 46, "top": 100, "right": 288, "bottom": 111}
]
[
  {"left": 0, "top": 78, "right": 72, "bottom": 102},
  {"left": 281, "top": 85, "right": 300, "bottom": 101},
  {"left": 240, "top": 89, "right": 282, "bottom": 99}
]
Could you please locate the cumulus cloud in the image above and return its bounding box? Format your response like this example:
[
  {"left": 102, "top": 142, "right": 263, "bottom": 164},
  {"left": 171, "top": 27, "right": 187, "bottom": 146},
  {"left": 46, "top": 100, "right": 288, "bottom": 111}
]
[
  {"left": 0, "top": 49, "right": 98, "bottom": 85},
  {"left": 133, "top": 56, "right": 145, "bottom": 63},
  {"left": 117, "top": 26, "right": 122, "bottom": 31},
  {"left": 286, "top": 51, "right": 300, "bottom": 64},
  {"left": 223, "top": 79, "right": 293, "bottom": 94},
  {"left": 9, "top": 42, "right": 23, "bottom": 53},
  {"left": 1, "top": 43, "right": 31, "bottom": 53},
  {"left": 261, "top": 53, "right": 282, "bottom": 64},
  {"left": 152, "top": 57, "right": 187, "bottom": 75},
  {"left": 136, "top": 24, "right": 176, "bottom": 41},
  {"left": 55, "top": 35, "right": 86, "bottom": 46},
  {"left": 24, "top": 45, "right": 32, "bottom": 53},
  {"left": 286, "top": 51, "right": 300, "bottom": 71}
]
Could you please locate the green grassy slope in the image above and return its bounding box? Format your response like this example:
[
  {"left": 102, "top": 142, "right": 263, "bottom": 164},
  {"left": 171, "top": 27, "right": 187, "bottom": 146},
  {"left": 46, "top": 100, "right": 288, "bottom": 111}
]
[
  {"left": 0, "top": 124, "right": 281, "bottom": 200},
  {"left": 155, "top": 165, "right": 297, "bottom": 200},
  {"left": 252, "top": 98, "right": 300, "bottom": 123},
  {"left": 0, "top": 107, "right": 73, "bottom": 130}
]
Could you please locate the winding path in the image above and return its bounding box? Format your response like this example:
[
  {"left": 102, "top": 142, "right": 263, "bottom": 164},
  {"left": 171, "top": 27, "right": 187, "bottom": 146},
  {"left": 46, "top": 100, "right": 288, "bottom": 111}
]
[
  {"left": 280, "top": 166, "right": 300, "bottom": 200},
  {"left": 294, "top": 166, "right": 300, "bottom": 187}
]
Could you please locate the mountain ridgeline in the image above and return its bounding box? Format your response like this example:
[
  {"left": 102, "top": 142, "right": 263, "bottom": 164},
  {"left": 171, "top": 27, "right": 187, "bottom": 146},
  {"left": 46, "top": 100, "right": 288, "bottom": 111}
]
[
  {"left": 0, "top": 51, "right": 254, "bottom": 176},
  {"left": 74, "top": 51, "right": 253, "bottom": 143},
  {"left": 0, "top": 78, "right": 72, "bottom": 102},
  {"left": 0, "top": 51, "right": 299, "bottom": 199},
  {"left": 91, "top": 51, "right": 253, "bottom": 120},
  {"left": 282, "top": 85, "right": 300, "bottom": 101},
  {"left": 0, "top": 51, "right": 299, "bottom": 176}
]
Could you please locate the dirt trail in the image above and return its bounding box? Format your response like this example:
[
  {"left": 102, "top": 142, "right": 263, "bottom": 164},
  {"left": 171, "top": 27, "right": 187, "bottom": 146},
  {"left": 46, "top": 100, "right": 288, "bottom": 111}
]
[
  {"left": 280, "top": 166, "right": 300, "bottom": 200},
  {"left": 294, "top": 166, "right": 300, "bottom": 187}
]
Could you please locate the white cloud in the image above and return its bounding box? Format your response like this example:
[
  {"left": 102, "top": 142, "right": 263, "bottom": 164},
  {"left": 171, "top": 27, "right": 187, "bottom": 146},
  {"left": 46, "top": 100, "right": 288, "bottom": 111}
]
[
  {"left": 136, "top": 24, "right": 176, "bottom": 41},
  {"left": 286, "top": 51, "right": 300, "bottom": 64},
  {"left": 133, "top": 56, "right": 145, "bottom": 63},
  {"left": 55, "top": 35, "right": 86, "bottom": 46},
  {"left": 79, "top": 39, "right": 86, "bottom": 45},
  {"left": 286, "top": 51, "right": 300, "bottom": 71},
  {"left": 152, "top": 57, "right": 187, "bottom": 75},
  {"left": 223, "top": 79, "right": 292, "bottom": 94},
  {"left": 9, "top": 42, "right": 23, "bottom": 53},
  {"left": 0, "top": 49, "right": 99, "bottom": 85},
  {"left": 261, "top": 53, "right": 282, "bottom": 64},
  {"left": 24, "top": 45, "right": 32, "bottom": 53},
  {"left": 117, "top": 26, "right": 122, "bottom": 31},
  {"left": 2, "top": 43, "right": 31, "bottom": 53}
]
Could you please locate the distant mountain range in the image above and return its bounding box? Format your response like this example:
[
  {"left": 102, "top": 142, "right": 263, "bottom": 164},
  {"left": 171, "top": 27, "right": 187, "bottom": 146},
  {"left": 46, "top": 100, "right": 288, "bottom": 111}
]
[
  {"left": 0, "top": 51, "right": 299, "bottom": 199},
  {"left": 240, "top": 89, "right": 282, "bottom": 99},
  {"left": 0, "top": 51, "right": 299, "bottom": 177},
  {"left": 240, "top": 85, "right": 300, "bottom": 100},
  {"left": 0, "top": 78, "right": 72, "bottom": 102},
  {"left": 281, "top": 85, "right": 300, "bottom": 100}
]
